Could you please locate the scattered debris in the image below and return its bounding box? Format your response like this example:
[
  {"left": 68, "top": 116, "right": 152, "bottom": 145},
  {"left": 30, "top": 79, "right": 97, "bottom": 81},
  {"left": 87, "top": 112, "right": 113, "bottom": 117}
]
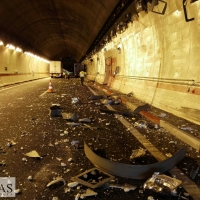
[
  {"left": 101, "top": 99, "right": 113, "bottom": 105},
  {"left": 70, "top": 168, "right": 114, "bottom": 189},
  {"left": 66, "top": 122, "right": 82, "bottom": 126},
  {"left": 0, "top": 162, "right": 6, "bottom": 166},
  {"left": 56, "top": 157, "right": 62, "bottom": 162},
  {"left": 52, "top": 197, "right": 59, "bottom": 200},
  {"left": 14, "top": 189, "right": 21, "bottom": 194},
  {"left": 80, "top": 188, "right": 98, "bottom": 198},
  {"left": 147, "top": 196, "right": 155, "bottom": 200},
  {"left": 127, "top": 92, "right": 133, "bottom": 97},
  {"left": 190, "top": 166, "right": 199, "bottom": 179},
  {"left": 159, "top": 113, "right": 167, "bottom": 118},
  {"left": 61, "top": 162, "right": 67, "bottom": 167},
  {"left": 25, "top": 150, "right": 41, "bottom": 158},
  {"left": 22, "top": 157, "right": 28, "bottom": 162},
  {"left": 71, "top": 140, "right": 79, "bottom": 149},
  {"left": 88, "top": 95, "right": 107, "bottom": 100},
  {"left": 6, "top": 140, "right": 17, "bottom": 147},
  {"left": 180, "top": 125, "right": 193, "bottom": 131},
  {"left": 72, "top": 97, "right": 79, "bottom": 104},
  {"left": 144, "top": 172, "right": 182, "bottom": 192},
  {"left": 130, "top": 148, "right": 146, "bottom": 159},
  {"left": 134, "top": 120, "right": 147, "bottom": 129},
  {"left": 28, "top": 175, "right": 33, "bottom": 181},
  {"left": 165, "top": 153, "right": 172, "bottom": 158},
  {"left": 67, "top": 181, "right": 79, "bottom": 188},
  {"left": 62, "top": 113, "right": 78, "bottom": 121},
  {"left": 99, "top": 108, "right": 134, "bottom": 117},
  {"left": 75, "top": 193, "right": 80, "bottom": 200},
  {"left": 79, "top": 118, "right": 91, "bottom": 123},
  {"left": 108, "top": 183, "right": 137, "bottom": 192},
  {"left": 82, "top": 124, "right": 99, "bottom": 130},
  {"left": 47, "top": 177, "right": 66, "bottom": 188}
]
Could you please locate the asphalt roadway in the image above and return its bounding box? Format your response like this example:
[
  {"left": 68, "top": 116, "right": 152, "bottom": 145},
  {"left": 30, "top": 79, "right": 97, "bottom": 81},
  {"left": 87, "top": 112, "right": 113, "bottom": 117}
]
[{"left": 0, "top": 77, "right": 200, "bottom": 200}]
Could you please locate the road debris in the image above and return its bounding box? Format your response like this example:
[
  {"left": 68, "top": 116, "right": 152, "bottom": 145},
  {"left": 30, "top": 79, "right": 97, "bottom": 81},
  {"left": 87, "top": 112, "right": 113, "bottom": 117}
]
[
  {"left": 62, "top": 113, "right": 78, "bottom": 121},
  {"left": 130, "top": 148, "right": 146, "bottom": 159},
  {"left": 14, "top": 189, "right": 21, "bottom": 194},
  {"left": 133, "top": 104, "right": 150, "bottom": 114},
  {"left": 70, "top": 168, "right": 114, "bottom": 189},
  {"left": 25, "top": 150, "right": 41, "bottom": 158},
  {"left": 49, "top": 104, "right": 62, "bottom": 116},
  {"left": 80, "top": 188, "right": 98, "bottom": 198},
  {"left": 88, "top": 95, "right": 107, "bottom": 100},
  {"left": 71, "top": 140, "right": 79, "bottom": 149},
  {"left": 67, "top": 181, "right": 79, "bottom": 188},
  {"left": 134, "top": 120, "right": 147, "bottom": 129},
  {"left": 47, "top": 177, "right": 66, "bottom": 188},
  {"left": 72, "top": 97, "right": 79, "bottom": 104},
  {"left": 28, "top": 175, "right": 33, "bottom": 181},
  {"left": 190, "top": 166, "right": 199, "bottom": 179},
  {"left": 108, "top": 183, "right": 137, "bottom": 192},
  {"left": 79, "top": 118, "right": 91, "bottom": 123},
  {"left": 6, "top": 140, "right": 17, "bottom": 147},
  {"left": 143, "top": 172, "right": 182, "bottom": 192}
]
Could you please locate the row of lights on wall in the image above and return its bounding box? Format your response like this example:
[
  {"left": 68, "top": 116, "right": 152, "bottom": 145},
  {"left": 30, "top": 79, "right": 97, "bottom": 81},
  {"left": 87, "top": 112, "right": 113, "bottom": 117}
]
[{"left": 0, "top": 40, "right": 49, "bottom": 63}]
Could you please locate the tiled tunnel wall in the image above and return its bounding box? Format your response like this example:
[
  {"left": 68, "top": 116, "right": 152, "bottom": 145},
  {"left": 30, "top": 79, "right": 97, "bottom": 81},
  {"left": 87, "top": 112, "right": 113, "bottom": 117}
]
[
  {"left": 84, "top": 1, "right": 200, "bottom": 125},
  {"left": 0, "top": 46, "right": 49, "bottom": 86}
]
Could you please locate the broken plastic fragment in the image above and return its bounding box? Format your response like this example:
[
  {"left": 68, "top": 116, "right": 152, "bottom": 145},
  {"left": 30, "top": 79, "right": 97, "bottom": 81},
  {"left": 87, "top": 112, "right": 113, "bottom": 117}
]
[
  {"left": 52, "top": 197, "right": 59, "bottom": 200},
  {"left": 180, "top": 125, "right": 193, "bottom": 131},
  {"left": 134, "top": 120, "right": 147, "bottom": 129},
  {"left": 80, "top": 188, "right": 98, "bottom": 198},
  {"left": 79, "top": 118, "right": 91, "bottom": 123},
  {"left": 130, "top": 148, "right": 146, "bottom": 159},
  {"left": 67, "top": 181, "right": 78, "bottom": 188},
  {"left": 159, "top": 113, "right": 166, "bottom": 118},
  {"left": 28, "top": 175, "right": 33, "bottom": 181},
  {"left": 147, "top": 196, "right": 155, "bottom": 200},
  {"left": 47, "top": 177, "right": 66, "bottom": 188},
  {"left": 143, "top": 172, "right": 182, "bottom": 192},
  {"left": 61, "top": 113, "right": 78, "bottom": 121},
  {"left": 14, "top": 189, "right": 21, "bottom": 194},
  {"left": 109, "top": 183, "right": 137, "bottom": 192},
  {"left": 72, "top": 97, "right": 79, "bottom": 104},
  {"left": 7, "top": 140, "right": 17, "bottom": 147},
  {"left": 66, "top": 122, "right": 82, "bottom": 126},
  {"left": 25, "top": 150, "right": 41, "bottom": 158},
  {"left": 190, "top": 166, "right": 199, "bottom": 179},
  {"left": 61, "top": 162, "right": 67, "bottom": 167}
]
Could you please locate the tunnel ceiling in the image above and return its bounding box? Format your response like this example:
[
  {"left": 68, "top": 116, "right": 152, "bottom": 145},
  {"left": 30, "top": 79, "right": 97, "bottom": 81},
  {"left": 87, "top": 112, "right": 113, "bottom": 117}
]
[{"left": 0, "top": 0, "right": 134, "bottom": 62}]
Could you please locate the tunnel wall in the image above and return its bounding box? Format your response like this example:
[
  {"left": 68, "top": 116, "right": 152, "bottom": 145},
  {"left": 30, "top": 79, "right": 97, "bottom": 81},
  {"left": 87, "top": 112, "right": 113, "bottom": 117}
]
[
  {"left": 83, "top": 1, "right": 200, "bottom": 125},
  {"left": 0, "top": 45, "right": 49, "bottom": 87}
]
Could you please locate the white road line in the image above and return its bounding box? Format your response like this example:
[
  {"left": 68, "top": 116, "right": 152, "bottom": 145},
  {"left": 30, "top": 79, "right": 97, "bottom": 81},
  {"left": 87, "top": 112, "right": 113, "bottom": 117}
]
[{"left": 40, "top": 91, "right": 47, "bottom": 97}]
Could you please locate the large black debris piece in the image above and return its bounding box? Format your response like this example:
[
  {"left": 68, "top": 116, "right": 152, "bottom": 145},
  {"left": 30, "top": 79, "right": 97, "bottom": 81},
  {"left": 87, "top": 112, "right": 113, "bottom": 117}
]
[
  {"left": 88, "top": 95, "right": 107, "bottom": 100},
  {"left": 49, "top": 104, "right": 62, "bottom": 116},
  {"left": 133, "top": 104, "right": 151, "bottom": 114}
]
